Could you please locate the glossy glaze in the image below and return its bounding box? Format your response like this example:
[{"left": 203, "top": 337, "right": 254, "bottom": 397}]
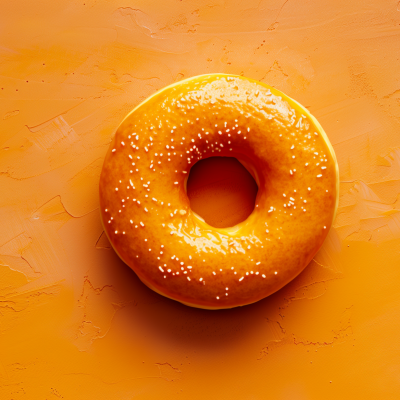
[{"left": 99, "top": 74, "right": 339, "bottom": 308}]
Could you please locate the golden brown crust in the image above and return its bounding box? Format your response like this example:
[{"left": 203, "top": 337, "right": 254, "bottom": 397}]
[{"left": 99, "top": 74, "right": 339, "bottom": 309}]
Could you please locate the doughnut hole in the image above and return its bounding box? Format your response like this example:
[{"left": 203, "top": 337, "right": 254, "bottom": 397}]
[{"left": 186, "top": 157, "right": 258, "bottom": 229}]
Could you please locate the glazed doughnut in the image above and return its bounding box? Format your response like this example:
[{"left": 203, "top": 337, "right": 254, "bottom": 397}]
[{"left": 99, "top": 74, "right": 339, "bottom": 309}]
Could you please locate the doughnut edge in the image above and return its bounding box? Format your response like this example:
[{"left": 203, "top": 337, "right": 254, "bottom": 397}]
[{"left": 99, "top": 209, "right": 249, "bottom": 309}]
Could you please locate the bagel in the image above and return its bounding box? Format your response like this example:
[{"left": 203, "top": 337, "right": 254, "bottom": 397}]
[{"left": 99, "top": 74, "right": 339, "bottom": 309}]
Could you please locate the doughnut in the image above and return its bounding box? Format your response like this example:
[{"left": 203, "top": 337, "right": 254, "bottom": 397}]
[{"left": 99, "top": 74, "right": 339, "bottom": 309}]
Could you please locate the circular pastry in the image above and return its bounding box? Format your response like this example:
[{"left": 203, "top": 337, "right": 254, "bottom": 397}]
[{"left": 99, "top": 74, "right": 339, "bottom": 309}]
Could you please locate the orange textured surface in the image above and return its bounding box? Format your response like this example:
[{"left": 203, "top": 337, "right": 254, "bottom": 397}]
[
  {"left": 1, "top": 0, "right": 400, "bottom": 398},
  {"left": 187, "top": 156, "right": 258, "bottom": 228}
]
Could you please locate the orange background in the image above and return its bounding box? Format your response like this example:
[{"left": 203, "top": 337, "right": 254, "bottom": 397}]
[{"left": 1, "top": 1, "right": 400, "bottom": 399}]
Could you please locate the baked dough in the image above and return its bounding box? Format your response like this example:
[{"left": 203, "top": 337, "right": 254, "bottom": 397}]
[{"left": 99, "top": 74, "right": 339, "bottom": 309}]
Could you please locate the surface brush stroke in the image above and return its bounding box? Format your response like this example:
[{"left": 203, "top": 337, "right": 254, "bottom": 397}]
[{"left": 0, "top": 0, "right": 400, "bottom": 399}]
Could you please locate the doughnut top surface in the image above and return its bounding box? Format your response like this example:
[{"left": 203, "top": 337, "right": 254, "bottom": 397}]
[{"left": 99, "top": 74, "right": 339, "bottom": 309}]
